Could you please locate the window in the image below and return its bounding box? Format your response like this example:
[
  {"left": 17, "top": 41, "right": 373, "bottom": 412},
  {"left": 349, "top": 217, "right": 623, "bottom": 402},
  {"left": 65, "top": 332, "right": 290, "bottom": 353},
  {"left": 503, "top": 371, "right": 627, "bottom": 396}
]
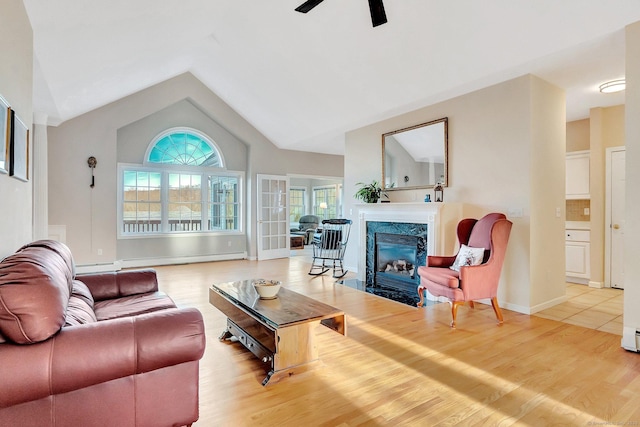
[
  {"left": 289, "top": 188, "right": 306, "bottom": 224},
  {"left": 119, "top": 128, "right": 243, "bottom": 236},
  {"left": 122, "top": 171, "right": 162, "bottom": 233},
  {"left": 209, "top": 175, "right": 239, "bottom": 230},
  {"left": 147, "top": 129, "right": 222, "bottom": 167},
  {"left": 313, "top": 185, "right": 338, "bottom": 220}
]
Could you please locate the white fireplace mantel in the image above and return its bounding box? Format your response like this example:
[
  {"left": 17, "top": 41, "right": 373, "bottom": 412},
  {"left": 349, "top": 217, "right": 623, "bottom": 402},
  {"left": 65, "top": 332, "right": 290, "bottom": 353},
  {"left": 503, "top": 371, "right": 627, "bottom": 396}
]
[{"left": 355, "top": 202, "right": 464, "bottom": 282}]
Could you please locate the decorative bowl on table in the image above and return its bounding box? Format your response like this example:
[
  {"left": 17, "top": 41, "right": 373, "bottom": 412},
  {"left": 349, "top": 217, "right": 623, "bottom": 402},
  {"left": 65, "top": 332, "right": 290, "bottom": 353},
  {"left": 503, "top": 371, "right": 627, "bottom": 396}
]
[{"left": 252, "top": 279, "right": 282, "bottom": 299}]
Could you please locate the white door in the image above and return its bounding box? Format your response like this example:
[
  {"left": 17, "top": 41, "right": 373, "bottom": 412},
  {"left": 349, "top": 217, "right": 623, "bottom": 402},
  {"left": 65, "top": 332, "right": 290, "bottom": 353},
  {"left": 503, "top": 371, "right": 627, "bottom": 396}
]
[
  {"left": 257, "top": 174, "right": 290, "bottom": 260},
  {"left": 607, "top": 148, "right": 625, "bottom": 289}
]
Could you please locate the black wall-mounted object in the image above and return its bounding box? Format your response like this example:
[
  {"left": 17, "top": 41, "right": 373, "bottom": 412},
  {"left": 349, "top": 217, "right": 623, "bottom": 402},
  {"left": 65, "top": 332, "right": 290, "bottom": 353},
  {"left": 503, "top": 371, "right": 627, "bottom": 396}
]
[
  {"left": 295, "top": 0, "right": 388, "bottom": 27},
  {"left": 88, "top": 156, "right": 97, "bottom": 188}
]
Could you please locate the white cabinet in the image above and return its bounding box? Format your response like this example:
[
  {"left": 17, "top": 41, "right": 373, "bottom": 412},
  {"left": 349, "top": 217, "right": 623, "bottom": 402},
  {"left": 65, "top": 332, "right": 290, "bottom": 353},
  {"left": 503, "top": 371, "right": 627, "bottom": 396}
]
[
  {"left": 566, "top": 151, "right": 590, "bottom": 199},
  {"left": 566, "top": 229, "right": 590, "bottom": 281}
]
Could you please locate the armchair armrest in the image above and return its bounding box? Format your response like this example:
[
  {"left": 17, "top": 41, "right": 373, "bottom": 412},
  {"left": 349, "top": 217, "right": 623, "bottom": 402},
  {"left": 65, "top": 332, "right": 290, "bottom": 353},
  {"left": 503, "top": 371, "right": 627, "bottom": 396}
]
[
  {"left": 77, "top": 269, "right": 158, "bottom": 301},
  {"left": 458, "top": 261, "right": 501, "bottom": 300},
  {"left": 427, "top": 255, "right": 456, "bottom": 268},
  {"left": 0, "top": 307, "right": 205, "bottom": 409}
]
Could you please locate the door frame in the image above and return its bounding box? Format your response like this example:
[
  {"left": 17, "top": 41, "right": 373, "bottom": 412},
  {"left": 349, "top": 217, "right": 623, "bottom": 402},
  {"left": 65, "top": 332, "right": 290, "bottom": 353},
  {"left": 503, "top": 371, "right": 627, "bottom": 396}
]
[
  {"left": 256, "top": 174, "right": 291, "bottom": 260},
  {"left": 605, "top": 146, "right": 625, "bottom": 288}
]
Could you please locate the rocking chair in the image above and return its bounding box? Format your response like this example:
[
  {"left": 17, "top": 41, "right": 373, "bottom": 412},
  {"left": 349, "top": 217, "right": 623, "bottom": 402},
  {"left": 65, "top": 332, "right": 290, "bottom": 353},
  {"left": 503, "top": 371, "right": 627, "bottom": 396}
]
[{"left": 309, "top": 219, "right": 352, "bottom": 278}]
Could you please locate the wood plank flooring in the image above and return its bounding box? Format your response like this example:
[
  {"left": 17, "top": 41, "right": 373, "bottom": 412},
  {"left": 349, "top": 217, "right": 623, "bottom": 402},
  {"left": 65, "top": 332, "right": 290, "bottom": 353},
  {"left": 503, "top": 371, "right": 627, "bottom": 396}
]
[{"left": 154, "top": 257, "right": 640, "bottom": 426}]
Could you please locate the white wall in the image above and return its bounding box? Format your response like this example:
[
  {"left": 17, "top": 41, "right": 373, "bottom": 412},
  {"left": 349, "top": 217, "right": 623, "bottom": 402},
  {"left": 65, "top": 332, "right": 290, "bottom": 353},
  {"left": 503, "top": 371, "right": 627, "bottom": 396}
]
[
  {"left": 344, "top": 75, "right": 566, "bottom": 313},
  {"left": 623, "top": 22, "right": 640, "bottom": 344},
  {"left": 115, "top": 99, "right": 249, "bottom": 262},
  {"left": 0, "top": 0, "right": 33, "bottom": 257},
  {"left": 48, "top": 73, "right": 343, "bottom": 265}
]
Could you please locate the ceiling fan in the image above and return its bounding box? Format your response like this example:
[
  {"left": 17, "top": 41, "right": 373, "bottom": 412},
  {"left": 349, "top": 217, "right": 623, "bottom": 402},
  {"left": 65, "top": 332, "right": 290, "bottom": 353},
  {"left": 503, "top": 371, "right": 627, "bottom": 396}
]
[{"left": 295, "top": 0, "right": 388, "bottom": 27}]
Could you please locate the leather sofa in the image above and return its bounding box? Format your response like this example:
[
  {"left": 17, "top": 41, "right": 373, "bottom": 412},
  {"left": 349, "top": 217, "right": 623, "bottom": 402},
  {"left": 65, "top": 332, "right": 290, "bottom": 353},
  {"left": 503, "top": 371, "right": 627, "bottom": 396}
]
[{"left": 0, "top": 240, "right": 206, "bottom": 427}]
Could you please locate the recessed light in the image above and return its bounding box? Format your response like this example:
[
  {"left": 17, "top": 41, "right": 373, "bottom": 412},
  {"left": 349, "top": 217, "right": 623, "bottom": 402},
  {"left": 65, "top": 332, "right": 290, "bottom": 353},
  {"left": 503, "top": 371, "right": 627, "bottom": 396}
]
[{"left": 599, "top": 79, "right": 626, "bottom": 93}]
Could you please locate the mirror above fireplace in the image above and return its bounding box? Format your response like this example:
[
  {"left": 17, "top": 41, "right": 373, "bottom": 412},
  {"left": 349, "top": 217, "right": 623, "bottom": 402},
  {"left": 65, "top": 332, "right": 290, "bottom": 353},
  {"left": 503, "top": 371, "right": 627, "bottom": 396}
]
[{"left": 382, "top": 117, "right": 448, "bottom": 191}]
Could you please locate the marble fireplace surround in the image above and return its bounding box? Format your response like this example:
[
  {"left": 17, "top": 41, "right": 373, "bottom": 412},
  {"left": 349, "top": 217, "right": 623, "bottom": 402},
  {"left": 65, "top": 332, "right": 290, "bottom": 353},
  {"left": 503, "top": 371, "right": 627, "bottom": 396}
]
[{"left": 356, "top": 203, "right": 464, "bottom": 284}]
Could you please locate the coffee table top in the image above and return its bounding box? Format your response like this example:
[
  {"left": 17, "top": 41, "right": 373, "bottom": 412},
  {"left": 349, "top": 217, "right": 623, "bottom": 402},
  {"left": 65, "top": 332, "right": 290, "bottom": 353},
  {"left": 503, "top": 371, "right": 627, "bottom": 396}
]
[{"left": 210, "top": 280, "right": 344, "bottom": 329}]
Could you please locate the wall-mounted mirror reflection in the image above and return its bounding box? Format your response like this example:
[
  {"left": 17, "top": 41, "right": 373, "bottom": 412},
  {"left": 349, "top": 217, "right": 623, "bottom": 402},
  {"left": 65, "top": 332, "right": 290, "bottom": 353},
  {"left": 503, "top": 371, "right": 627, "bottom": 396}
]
[{"left": 382, "top": 117, "right": 448, "bottom": 190}]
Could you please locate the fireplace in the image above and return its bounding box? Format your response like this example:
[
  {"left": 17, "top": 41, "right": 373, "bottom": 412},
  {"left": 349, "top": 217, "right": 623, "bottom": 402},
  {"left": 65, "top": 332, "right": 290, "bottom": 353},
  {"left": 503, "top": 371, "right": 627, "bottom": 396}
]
[{"left": 366, "top": 222, "right": 428, "bottom": 293}]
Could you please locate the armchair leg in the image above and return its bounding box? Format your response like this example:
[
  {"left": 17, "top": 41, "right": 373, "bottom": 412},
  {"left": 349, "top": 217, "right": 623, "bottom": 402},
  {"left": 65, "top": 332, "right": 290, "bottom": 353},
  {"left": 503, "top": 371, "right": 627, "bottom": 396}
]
[
  {"left": 451, "top": 301, "right": 464, "bottom": 328},
  {"left": 491, "top": 297, "right": 504, "bottom": 324},
  {"left": 416, "top": 285, "right": 426, "bottom": 307}
]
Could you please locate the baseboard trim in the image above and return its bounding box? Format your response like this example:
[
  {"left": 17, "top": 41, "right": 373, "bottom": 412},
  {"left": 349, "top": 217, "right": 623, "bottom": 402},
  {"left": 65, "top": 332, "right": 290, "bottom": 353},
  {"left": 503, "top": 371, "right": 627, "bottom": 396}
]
[
  {"left": 527, "top": 295, "right": 569, "bottom": 314},
  {"left": 588, "top": 280, "right": 604, "bottom": 288}
]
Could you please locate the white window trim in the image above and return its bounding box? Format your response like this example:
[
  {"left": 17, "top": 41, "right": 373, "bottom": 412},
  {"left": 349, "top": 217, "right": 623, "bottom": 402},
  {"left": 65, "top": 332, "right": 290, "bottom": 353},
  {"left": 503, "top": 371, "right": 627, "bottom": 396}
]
[{"left": 117, "top": 162, "right": 244, "bottom": 239}]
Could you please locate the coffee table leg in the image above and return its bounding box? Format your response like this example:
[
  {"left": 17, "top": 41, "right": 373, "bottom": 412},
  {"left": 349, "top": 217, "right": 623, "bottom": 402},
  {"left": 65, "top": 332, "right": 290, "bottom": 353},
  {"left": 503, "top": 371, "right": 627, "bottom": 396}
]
[
  {"left": 262, "top": 371, "right": 275, "bottom": 386},
  {"left": 218, "top": 328, "right": 233, "bottom": 341}
]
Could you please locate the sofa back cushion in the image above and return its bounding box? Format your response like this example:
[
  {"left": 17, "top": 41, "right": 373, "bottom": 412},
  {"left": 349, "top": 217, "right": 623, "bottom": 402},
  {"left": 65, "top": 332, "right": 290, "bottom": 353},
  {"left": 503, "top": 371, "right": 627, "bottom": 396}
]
[
  {"left": 0, "top": 241, "right": 74, "bottom": 344},
  {"left": 65, "top": 280, "right": 97, "bottom": 326}
]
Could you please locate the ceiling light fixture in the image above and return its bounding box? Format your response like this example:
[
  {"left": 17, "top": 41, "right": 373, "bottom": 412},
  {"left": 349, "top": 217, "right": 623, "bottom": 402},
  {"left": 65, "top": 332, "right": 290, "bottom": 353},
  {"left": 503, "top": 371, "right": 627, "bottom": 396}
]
[{"left": 599, "top": 79, "right": 626, "bottom": 93}]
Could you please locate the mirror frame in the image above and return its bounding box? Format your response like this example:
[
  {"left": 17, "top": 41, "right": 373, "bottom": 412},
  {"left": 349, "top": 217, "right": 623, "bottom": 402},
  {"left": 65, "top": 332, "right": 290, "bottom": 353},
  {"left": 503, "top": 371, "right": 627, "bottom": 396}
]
[{"left": 381, "top": 117, "right": 448, "bottom": 191}]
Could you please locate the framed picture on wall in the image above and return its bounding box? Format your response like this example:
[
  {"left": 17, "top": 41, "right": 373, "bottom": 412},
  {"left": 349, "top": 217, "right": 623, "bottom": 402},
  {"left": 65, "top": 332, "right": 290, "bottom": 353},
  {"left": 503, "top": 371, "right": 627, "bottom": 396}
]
[
  {"left": 0, "top": 95, "right": 9, "bottom": 174},
  {"left": 9, "top": 110, "right": 29, "bottom": 182}
]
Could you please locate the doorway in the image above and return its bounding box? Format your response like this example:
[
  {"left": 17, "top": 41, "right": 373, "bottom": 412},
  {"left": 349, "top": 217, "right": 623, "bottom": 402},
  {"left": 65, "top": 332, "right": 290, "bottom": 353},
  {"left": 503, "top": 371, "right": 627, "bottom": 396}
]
[{"left": 288, "top": 174, "right": 343, "bottom": 258}]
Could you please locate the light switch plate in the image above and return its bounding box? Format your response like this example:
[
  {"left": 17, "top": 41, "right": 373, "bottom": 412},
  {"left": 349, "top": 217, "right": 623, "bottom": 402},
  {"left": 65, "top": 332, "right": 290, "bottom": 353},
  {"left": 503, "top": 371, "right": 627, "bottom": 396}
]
[{"left": 508, "top": 208, "right": 523, "bottom": 218}]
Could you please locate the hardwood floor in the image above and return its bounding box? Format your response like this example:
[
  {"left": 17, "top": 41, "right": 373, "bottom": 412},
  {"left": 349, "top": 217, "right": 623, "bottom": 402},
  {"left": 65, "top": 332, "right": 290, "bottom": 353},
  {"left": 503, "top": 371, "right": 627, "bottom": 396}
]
[{"left": 154, "top": 258, "right": 640, "bottom": 426}]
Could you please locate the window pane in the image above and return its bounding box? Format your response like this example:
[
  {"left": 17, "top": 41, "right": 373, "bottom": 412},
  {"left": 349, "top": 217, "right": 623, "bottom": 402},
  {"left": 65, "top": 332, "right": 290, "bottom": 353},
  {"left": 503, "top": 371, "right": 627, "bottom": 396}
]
[
  {"left": 168, "top": 173, "right": 202, "bottom": 232},
  {"left": 290, "top": 188, "right": 305, "bottom": 224},
  {"left": 313, "top": 186, "right": 337, "bottom": 220},
  {"left": 208, "top": 175, "right": 239, "bottom": 231},
  {"left": 122, "top": 171, "right": 162, "bottom": 234}
]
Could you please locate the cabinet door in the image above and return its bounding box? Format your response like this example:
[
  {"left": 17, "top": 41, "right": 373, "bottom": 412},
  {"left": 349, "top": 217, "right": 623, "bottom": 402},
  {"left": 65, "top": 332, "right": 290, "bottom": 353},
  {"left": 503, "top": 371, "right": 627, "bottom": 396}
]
[
  {"left": 566, "top": 154, "right": 590, "bottom": 199},
  {"left": 566, "top": 241, "right": 590, "bottom": 278}
]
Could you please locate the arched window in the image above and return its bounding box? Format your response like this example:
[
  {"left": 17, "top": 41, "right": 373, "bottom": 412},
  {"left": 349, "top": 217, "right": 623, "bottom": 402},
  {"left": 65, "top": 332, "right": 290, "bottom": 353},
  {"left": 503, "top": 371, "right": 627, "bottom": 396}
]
[
  {"left": 119, "top": 127, "right": 243, "bottom": 236},
  {"left": 145, "top": 128, "right": 224, "bottom": 167}
]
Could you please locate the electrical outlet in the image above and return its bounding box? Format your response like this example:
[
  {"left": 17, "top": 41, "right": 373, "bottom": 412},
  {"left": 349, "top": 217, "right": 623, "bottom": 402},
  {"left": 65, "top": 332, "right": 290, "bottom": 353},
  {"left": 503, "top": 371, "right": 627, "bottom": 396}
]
[
  {"left": 584, "top": 207, "right": 590, "bottom": 215},
  {"left": 97, "top": 249, "right": 103, "bottom": 256},
  {"left": 556, "top": 207, "right": 562, "bottom": 218}
]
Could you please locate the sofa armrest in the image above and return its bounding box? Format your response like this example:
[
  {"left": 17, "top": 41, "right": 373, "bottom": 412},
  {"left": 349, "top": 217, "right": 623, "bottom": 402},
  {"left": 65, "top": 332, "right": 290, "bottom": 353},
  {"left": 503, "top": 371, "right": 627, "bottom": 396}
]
[
  {"left": 77, "top": 269, "right": 158, "bottom": 301},
  {"left": 0, "top": 307, "right": 205, "bottom": 409}
]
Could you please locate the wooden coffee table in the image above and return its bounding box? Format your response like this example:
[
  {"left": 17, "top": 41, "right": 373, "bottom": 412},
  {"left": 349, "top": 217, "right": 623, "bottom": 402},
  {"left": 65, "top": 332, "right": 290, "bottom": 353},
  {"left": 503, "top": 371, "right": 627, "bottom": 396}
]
[{"left": 209, "top": 280, "right": 346, "bottom": 385}]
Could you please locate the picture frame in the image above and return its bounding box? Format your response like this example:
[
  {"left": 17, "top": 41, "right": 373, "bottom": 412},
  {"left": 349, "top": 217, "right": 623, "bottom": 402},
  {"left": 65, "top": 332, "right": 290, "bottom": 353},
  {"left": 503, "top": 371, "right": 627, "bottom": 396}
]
[
  {"left": 0, "top": 95, "right": 9, "bottom": 174},
  {"left": 9, "top": 110, "right": 29, "bottom": 182}
]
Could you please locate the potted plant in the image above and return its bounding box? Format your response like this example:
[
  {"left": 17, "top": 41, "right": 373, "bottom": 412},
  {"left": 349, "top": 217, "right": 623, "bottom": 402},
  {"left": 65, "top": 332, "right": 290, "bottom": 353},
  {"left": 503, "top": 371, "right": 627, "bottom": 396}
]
[{"left": 354, "top": 180, "right": 383, "bottom": 203}]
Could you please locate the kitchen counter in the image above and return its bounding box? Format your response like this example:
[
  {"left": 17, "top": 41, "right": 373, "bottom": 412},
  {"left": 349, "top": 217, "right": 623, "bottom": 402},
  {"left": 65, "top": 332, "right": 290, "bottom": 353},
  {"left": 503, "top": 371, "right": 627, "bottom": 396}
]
[{"left": 566, "top": 221, "right": 590, "bottom": 230}]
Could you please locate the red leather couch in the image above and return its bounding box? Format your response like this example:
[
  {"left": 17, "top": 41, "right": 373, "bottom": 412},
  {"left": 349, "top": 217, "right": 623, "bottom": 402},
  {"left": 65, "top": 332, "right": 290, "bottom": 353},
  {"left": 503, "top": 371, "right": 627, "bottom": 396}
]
[{"left": 0, "top": 240, "right": 206, "bottom": 427}]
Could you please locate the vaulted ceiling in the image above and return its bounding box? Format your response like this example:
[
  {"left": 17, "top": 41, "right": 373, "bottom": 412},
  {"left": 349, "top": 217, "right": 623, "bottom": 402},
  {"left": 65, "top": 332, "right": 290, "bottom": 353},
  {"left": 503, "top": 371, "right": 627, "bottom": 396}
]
[{"left": 23, "top": 1, "right": 640, "bottom": 155}]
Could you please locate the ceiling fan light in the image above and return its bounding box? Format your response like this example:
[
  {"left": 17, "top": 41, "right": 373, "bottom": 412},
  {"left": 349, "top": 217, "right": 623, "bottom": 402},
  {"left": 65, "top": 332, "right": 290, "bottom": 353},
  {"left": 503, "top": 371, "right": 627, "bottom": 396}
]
[{"left": 599, "top": 79, "right": 626, "bottom": 93}]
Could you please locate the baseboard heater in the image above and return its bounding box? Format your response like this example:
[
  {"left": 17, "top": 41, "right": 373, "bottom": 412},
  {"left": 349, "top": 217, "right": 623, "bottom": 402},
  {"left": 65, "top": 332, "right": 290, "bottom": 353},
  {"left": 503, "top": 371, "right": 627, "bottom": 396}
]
[{"left": 622, "top": 327, "right": 640, "bottom": 353}]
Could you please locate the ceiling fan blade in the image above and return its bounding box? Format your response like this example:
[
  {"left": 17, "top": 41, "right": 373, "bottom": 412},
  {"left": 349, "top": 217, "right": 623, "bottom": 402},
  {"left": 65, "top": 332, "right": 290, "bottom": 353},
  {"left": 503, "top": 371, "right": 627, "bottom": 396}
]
[
  {"left": 295, "top": 0, "right": 325, "bottom": 13},
  {"left": 368, "top": 0, "right": 387, "bottom": 27}
]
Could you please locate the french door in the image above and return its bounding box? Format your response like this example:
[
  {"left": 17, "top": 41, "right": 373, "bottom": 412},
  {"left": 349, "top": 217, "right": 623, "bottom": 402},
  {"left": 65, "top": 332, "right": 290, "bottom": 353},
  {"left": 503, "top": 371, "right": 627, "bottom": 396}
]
[{"left": 257, "top": 174, "right": 290, "bottom": 260}]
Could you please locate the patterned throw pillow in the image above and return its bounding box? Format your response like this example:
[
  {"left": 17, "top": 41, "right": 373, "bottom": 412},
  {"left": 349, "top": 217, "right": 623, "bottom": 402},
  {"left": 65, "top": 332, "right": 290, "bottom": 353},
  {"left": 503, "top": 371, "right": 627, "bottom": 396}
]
[{"left": 449, "top": 244, "right": 485, "bottom": 272}]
